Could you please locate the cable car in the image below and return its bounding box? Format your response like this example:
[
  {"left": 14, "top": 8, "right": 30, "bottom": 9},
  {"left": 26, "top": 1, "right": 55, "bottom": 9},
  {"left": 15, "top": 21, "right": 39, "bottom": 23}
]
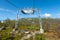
[{"left": 21, "top": 9, "right": 35, "bottom": 14}]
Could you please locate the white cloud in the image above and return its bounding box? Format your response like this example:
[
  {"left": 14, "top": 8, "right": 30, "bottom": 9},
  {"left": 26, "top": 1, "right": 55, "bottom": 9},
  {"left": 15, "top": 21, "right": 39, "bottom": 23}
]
[
  {"left": 0, "top": 8, "right": 17, "bottom": 14},
  {"left": 56, "top": 13, "right": 60, "bottom": 15},
  {"left": 43, "top": 13, "right": 51, "bottom": 17}
]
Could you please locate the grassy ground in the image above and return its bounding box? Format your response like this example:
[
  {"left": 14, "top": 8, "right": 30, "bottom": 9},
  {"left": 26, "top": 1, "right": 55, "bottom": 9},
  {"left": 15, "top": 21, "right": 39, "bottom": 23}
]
[
  {"left": 0, "top": 27, "right": 45, "bottom": 40},
  {"left": 0, "top": 26, "right": 59, "bottom": 40}
]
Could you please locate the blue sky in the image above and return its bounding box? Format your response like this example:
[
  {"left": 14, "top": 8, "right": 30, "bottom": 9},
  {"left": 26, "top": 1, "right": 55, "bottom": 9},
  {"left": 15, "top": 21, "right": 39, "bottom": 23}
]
[{"left": 0, "top": 0, "right": 60, "bottom": 20}]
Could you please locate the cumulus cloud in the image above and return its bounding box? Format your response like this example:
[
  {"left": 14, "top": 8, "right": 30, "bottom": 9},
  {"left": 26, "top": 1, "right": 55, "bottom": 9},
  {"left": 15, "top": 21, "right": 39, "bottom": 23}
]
[{"left": 43, "top": 13, "right": 51, "bottom": 17}]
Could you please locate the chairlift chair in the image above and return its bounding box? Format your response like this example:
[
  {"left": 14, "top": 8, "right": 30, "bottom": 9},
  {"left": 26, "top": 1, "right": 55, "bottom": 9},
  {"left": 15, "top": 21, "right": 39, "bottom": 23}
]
[{"left": 21, "top": 9, "right": 35, "bottom": 14}]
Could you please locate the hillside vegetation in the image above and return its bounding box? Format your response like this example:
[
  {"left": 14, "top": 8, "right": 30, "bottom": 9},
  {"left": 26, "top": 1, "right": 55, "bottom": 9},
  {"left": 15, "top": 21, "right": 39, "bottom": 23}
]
[{"left": 0, "top": 18, "right": 60, "bottom": 40}]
